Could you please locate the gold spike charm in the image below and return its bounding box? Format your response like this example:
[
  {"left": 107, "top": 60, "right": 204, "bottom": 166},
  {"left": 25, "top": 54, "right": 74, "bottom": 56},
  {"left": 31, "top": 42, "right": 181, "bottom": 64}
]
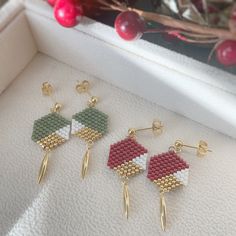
[
  {"left": 81, "top": 144, "right": 92, "bottom": 179},
  {"left": 122, "top": 178, "right": 130, "bottom": 219},
  {"left": 160, "top": 191, "right": 167, "bottom": 231},
  {"left": 38, "top": 151, "right": 50, "bottom": 184}
]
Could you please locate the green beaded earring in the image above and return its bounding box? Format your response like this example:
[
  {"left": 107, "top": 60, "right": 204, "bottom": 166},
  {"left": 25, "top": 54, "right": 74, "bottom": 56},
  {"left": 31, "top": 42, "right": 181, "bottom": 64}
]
[
  {"left": 71, "top": 80, "right": 109, "bottom": 179},
  {"left": 32, "top": 82, "right": 71, "bottom": 184}
]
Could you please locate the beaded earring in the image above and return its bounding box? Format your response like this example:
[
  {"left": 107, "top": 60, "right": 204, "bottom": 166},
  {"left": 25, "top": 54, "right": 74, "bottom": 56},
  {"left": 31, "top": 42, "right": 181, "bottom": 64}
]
[
  {"left": 71, "top": 80, "right": 109, "bottom": 179},
  {"left": 107, "top": 120, "right": 163, "bottom": 219},
  {"left": 32, "top": 82, "right": 71, "bottom": 184},
  {"left": 147, "top": 140, "right": 212, "bottom": 231}
]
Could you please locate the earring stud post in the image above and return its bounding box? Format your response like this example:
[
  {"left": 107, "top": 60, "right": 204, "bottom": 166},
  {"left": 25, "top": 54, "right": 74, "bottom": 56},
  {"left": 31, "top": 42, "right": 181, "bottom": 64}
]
[
  {"left": 135, "top": 127, "right": 153, "bottom": 132},
  {"left": 42, "top": 82, "right": 53, "bottom": 96},
  {"left": 76, "top": 80, "right": 98, "bottom": 107},
  {"left": 181, "top": 143, "right": 212, "bottom": 152},
  {"left": 42, "top": 82, "right": 61, "bottom": 113},
  {"left": 174, "top": 140, "right": 212, "bottom": 157},
  {"left": 128, "top": 120, "right": 163, "bottom": 137}
]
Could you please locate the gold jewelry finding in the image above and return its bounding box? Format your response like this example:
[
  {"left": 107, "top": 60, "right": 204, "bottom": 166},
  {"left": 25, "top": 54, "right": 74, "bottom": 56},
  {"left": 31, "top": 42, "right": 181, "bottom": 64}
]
[
  {"left": 42, "top": 82, "right": 53, "bottom": 96},
  {"left": 122, "top": 177, "right": 130, "bottom": 219},
  {"left": 50, "top": 102, "right": 63, "bottom": 113},
  {"left": 76, "top": 80, "right": 90, "bottom": 93},
  {"left": 128, "top": 119, "right": 164, "bottom": 138},
  {"left": 174, "top": 140, "right": 212, "bottom": 157},
  {"left": 160, "top": 191, "right": 167, "bottom": 231},
  {"left": 76, "top": 80, "right": 99, "bottom": 107}
]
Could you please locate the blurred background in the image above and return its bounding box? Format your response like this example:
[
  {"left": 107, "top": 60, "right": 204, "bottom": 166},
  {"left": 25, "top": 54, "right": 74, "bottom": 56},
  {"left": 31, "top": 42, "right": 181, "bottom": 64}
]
[{"left": 0, "top": 0, "right": 6, "bottom": 6}]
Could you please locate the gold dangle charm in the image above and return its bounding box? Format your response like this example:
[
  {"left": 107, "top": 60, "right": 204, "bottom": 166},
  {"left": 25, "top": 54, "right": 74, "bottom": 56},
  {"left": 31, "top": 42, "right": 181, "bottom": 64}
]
[
  {"left": 81, "top": 143, "right": 91, "bottom": 179},
  {"left": 122, "top": 177, "right": 130, "bottom": 219},
  {"left": 160, "top": 191, "right": 167, "bottom": 231},
  {"left": 38, "top": 150, "right": 50, "bottom": 184}
]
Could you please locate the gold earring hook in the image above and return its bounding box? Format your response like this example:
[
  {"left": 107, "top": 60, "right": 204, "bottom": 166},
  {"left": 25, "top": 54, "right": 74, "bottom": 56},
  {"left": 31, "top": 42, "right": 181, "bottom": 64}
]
[
  {"left": 76, "top": 80, "right": 99, "bottom": 107},
  {"left": 128, "top": 119, "right": 164, "bottom": 138},
  {"left": 174, "top": 140, "right": 212, "bottom": 157}
]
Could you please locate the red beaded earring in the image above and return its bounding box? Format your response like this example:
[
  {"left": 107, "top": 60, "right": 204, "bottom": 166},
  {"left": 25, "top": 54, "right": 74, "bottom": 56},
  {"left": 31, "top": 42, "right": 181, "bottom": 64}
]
[
  {"left": 147, "top": 140, "right": 212, "bottom": 231},
  {"left": 107, "top": 120, "right": 163, "bottom": 219}
]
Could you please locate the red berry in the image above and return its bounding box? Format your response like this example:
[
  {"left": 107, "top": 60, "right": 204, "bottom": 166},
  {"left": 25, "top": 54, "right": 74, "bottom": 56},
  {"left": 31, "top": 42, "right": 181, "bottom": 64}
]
[
  {"left": 216, "top": 40, "right": 236, "bottom": 66},
  {"left": 115, "top": 11, "right": 145, "bottom": 41},
  {"left": 47, "top": 0, "right": 57, "bottom": 7},
  {"left": 54, "top": 0, "right": 83, "bottom": 28}
]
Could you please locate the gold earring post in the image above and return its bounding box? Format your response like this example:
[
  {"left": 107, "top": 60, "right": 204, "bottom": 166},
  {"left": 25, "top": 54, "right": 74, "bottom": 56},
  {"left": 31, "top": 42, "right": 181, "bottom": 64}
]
[
  {"left": 76, "top": 80, "right": 99, "bottom": 107},
  {"left": 174, "top": 140, "right": 212, "bottom": 157},
  {"left": 42, "top": 82, "right": 62, "bottom": 113},
  {"left": 128, "top": 119, "right": 164, "bottom": 138},
  {"left": 42, "top": 82, "right": 53, "bottom": 96}
]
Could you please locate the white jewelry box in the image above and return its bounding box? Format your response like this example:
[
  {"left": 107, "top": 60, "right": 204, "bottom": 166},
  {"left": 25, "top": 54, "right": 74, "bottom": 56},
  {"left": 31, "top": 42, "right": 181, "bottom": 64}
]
[
  {"left": 1, "top": 0, "right": 236, "bottom": 139},
  {"left": 0, "top": 1, "right": 236, "bottom": 235}
]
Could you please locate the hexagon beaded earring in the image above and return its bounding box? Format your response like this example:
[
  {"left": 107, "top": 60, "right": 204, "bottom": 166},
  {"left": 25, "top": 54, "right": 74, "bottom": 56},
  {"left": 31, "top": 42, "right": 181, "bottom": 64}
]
[
  {"left": 147, "top": 140, "right": 212, "bottom": 231},
  {"left": 71, "top": 80, "right": 109, "bottom": 179},
  {"left": 107, "top": 120, "right": 164, "bottom": 219},
  {"left": 32, "top": 82, "right": 71, "bottom": 184}
]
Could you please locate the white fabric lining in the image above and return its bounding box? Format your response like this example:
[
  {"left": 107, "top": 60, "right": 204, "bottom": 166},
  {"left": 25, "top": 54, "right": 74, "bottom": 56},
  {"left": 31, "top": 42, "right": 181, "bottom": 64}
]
[{"left": 0, "top": 54, "right": 236, "bottom": 236}]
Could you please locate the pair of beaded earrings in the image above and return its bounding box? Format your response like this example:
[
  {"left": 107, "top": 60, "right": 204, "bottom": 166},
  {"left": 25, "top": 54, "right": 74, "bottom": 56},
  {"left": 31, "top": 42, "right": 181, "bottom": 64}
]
[
  {"left": 107, "top": 123, "right": 211, "bottom": 231},
  {"left": 32, "top": 80, "right": 108, "bottom": 183},
  {"left": 32, "top": 80, "right": 211, "bottom": 231}
]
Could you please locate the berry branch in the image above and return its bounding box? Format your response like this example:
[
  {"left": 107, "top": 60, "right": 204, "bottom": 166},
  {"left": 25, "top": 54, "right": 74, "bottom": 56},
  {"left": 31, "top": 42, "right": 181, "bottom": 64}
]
[
  {"left": 47, "top": 0, "right": 236, "bottom": 67},
  {"left": 97, "top": 0, "right": 236, "bottom": 41}
]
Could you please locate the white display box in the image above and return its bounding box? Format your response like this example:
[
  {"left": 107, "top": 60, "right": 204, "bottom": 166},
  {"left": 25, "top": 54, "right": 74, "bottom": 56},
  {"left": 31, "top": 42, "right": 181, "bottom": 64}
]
[{"left": 0, "top": 1, "right": 236, "bottom": 236}]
